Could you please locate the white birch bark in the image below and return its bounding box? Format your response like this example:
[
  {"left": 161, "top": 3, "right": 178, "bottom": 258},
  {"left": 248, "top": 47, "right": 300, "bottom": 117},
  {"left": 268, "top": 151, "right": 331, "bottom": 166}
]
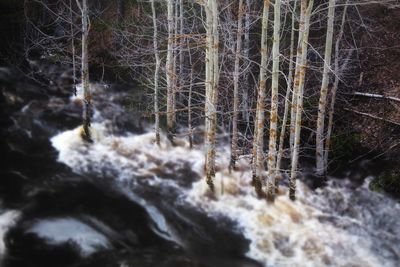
[
  {"left": 173, "top": 0, "right": 178, "bottom": 123},
  {"left": 151, "top": 0, "right": 161, "bottom": 146},
  {"left": 252, "top": 0, "right": 270, "bottom": 197},
  {"left": 316, "top": 0, "right": 336, "bottom": 176},
  {"left": 70, "top": 0, "right": 77, "bottom": 96},
  {"left": 166, "top": 0, "right": 175, "bottom": 141},
  {"left": 266, "top": 0, "right": 281, "bottom": 200},
  {"left": 81, "top": 0, "right": 91, "bottom": 141},
  {"left": 179, "top": 0, "right": 184, "bottom": 97},
  {"left": 187, "top": 37, "right": 193, "bottom": 149},
  {"left": 276, "top": 0, "right": 297, "bottom": 175},
  {"left": 289, "top": 1, "right": 305, "bottom": 156},
  {"left": 188, "top": 69, "right": 194, "bottom": 149},
  {"left": 289, "top": 0, "right": 314, "bottom": 201},
  {"left": 205, "top": 0, "right": 219, "bottom": 191},
  {"left": 324, "top": 2, "right": 348, "bottom": 168},
  {"left": 242, "top": 0, "right": 251, "bottom": 125},
  {"left": 230, "top": 0, "right": 244, "bottom": 170}
]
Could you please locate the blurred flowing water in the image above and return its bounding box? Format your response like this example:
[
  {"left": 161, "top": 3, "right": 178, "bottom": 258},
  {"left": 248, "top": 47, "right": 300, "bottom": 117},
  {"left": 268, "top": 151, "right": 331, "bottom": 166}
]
[{"left": 1, "top": 76, "right": 399, "bottom": 267}]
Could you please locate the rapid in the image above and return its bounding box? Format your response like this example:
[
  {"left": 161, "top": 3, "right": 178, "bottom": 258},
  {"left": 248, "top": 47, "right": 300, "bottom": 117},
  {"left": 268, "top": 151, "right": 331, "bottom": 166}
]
[{"left": 1, "top": 80, "right": 399, "bottom": 267}]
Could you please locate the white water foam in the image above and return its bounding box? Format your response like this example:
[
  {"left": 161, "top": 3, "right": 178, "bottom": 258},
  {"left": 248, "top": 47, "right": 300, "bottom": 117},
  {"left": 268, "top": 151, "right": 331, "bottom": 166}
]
[
  {"left": 50, "top": 123, "right": 203, "bottom": 248},
  {"left": 51, "top": 125, "right": 399, "bottom": 267},
  {"left": 187, "top": 169, "right": 389, "bottom": 267},
  {"left": 27, "top": 217, "right": 110, "bottom": 256},
  {"left": 51, "top": 122, "right": 205, "bottom": 181},
  {"left": 0, "top": 210, "right": 20, "bottom": 259}
]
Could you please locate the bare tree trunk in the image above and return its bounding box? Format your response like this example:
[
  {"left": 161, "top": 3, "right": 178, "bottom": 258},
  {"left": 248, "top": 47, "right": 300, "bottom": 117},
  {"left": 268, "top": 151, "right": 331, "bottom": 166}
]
[
  {"left": 249, "top": 0, "right": 257, "bottom": 185},
  {"left": 166, "top": 0, "right": 175, "bottom": 142},
  {"left": 289, "top": 1, "right": 304, "bottom": 157},
  {"left": 151, "top": 0, "right": 160, "bottom": 146},
  {"left": 80, "top": 0, "right": 91, "bottom": 142},
  {"left": 70, "top": 0, "right": 77, "bottom": 96},
  {"left": 325, "top": 2, "right": 348, "bottom": 168},
  {"left": 117, "top": 0, "right": 125, "bottom": 24},
  {"left": 173, "top": 0, "right": 178, "bottom": 124},
  {"left": 187, "top": 37, "right": 193, "bottom": 149},
  {"left": 276, "top": 0, "right": 297, "bottom": 179},
  {"left": 205, "top": 0, "right": 219, "bottom": 192},
  {"left": 289, "top": 0, "right": 314, "bottom": 201},
  {"left": 289, "top": 59, "right": 300, "bottom": 156},
  {"left": 266, "top": 0, "right": 281, "bottom": 201},
  {"left": 179, "top": 0, "right": 184, "bottom": 103},
  {"left": 252, "top": 0, "right": 270, "bottom": 197},
  {"left": 230, "top": 0, "right": 244, "bottom": 170},
  {"left": 242, "top": 0, "right": 251, "bottom": 125},
  {"left": 188, "top": 70, "right": 194, "bottom": 149},
  {"left": 316, "top": 0, "right": 336, "bottom": 176}
]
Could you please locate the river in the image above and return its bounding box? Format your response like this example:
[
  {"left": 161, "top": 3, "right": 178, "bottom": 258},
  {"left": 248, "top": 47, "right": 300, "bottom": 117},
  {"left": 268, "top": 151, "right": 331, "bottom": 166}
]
[{"left": 0, "top": 76, "right": 399, "bottom": 267}]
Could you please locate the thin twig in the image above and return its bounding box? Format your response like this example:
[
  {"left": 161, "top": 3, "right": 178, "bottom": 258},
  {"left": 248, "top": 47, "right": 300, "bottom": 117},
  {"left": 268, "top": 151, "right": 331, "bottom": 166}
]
[{"left": 344, "top": 108, "right": 400, "bottom": 126}]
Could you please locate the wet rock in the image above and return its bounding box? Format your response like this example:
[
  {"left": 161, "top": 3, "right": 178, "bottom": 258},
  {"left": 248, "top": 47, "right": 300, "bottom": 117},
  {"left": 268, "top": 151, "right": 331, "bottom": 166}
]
[
  {"left": 0, "top": 67, "right": 17, "bottom": 83},
  {"left": 4, "top": 227, "right": 81, "bottom": 267},
  {"left": 2, "top": 91, "right": 24, "bottom": 106},
  {"left": 0, "top": 171, "right": 27, "bottom": 206},
  {"left": 2, "top": 178, "right": 202, "bottom": 267},
  {"left": 113, "top": 111, "right": 145, "bottom": 134}
]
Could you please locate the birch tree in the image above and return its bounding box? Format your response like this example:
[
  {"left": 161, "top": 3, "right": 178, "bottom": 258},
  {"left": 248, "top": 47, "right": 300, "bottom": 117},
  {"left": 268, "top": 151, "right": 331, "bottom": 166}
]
[
  {"left": 325, "top": 2, "right": 349, "bottom": 168},
  {"left": 252, "top": 0, "right": 270, "bottom": 197},
  {"left": 289, "top": 0, "right": 314, "bottom": 201},
  {"left": 179, "top": 0, "right": 184, "bottom": 106},
  {"left": 266, "top": 0, "right": 281, "bottom": 201},
  {"left": 204, "top": 0, "right": 219, "bottom": 192},
  {"left": 188, "top": 49, "right": 194, "bottom": 149},
  {"left": 230, "top": 0, "right": 244, "bottom": 170},
  {"left": 242, "top": 0, "right": 252, "bottom": 125},
  {"left": 76, "top": 0, "right": 91, "bottom": 141},
  {"left": 289, "top": 3, "right": 304, "bottom": 157},
  {"left": 276, "top": 0, "right": 297, "bottom": 178},
  {"left": 151, "top": 0, "right": 161, "bottom": 146},
  {"left": 70, "top": 0, "right": 77, "bottom": 95},
  {"left": 173, "top": 0, "right": 178, "bottom": 123},
  {"left": 316, "top": 0, "right": 336, "bottom": 176},
  {"left": 166, "top": 0, "right": 175, "bottom": 142}
]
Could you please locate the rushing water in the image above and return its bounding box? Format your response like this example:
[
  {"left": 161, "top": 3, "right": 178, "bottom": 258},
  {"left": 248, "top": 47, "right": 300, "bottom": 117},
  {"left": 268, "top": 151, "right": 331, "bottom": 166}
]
[
  {"left": 51, "top": 120, "right": 400, "bottom": 267},
  {"left": 1, "top": 80, "right": 399, "bottom": 267}
]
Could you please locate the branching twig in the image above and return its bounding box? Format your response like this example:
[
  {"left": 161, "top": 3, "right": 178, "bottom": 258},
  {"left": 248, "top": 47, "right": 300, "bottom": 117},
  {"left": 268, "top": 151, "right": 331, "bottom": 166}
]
[
  {"left": 344, "top": 108, "right": 400, "bottom": 126},
  {"left": 345, "top": 92, "right": 400, "bottom": 103}
]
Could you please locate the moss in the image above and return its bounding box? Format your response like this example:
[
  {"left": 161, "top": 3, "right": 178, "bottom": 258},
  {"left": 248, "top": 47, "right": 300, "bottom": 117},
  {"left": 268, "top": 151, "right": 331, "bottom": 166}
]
[{"left": 370, "top": 168, "right": 400, "bottom": 199}]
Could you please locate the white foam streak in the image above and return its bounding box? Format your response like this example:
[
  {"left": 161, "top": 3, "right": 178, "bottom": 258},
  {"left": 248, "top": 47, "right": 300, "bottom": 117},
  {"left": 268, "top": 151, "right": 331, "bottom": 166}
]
[
  {"left": 0, "top": 210, "right": 20, "bottom": 259},
  {"left": 51, "top": 123, "right": 204, "bottom": 181},
  {"left": 27, "top": 218, "right": 110, "bottom": 256},
  {"left": 187, "top": 169, "right": 384, "bottom": 267},
  {"left": 51, "top": 124, "right": 204, "bottom": 249},
  {"left": 51, "top": 124, "right": 398, "bottom": 267}
]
